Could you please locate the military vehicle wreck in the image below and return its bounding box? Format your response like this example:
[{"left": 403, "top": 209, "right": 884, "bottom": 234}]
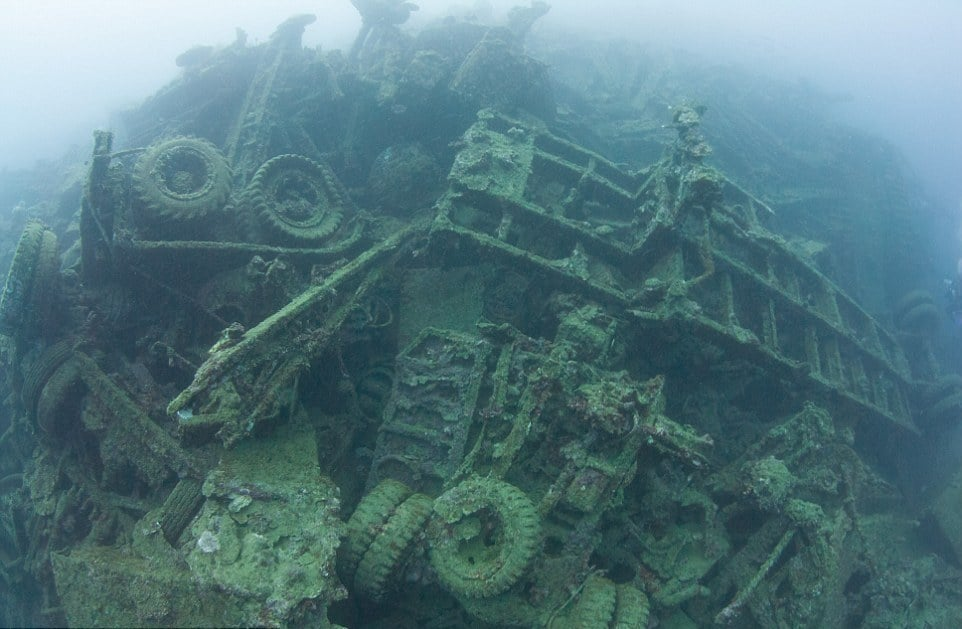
[{"left": 1, "top": 3, "right": 961, "bottom": 627}]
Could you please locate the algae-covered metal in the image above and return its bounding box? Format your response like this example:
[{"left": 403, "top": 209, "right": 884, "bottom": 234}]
[{"left": 0, "top": 4, "right": 960, "bottom": 628}]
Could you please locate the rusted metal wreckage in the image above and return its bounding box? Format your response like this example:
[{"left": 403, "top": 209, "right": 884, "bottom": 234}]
[{"left": 1, "top": 7, "right": 960, "bottom": 628}]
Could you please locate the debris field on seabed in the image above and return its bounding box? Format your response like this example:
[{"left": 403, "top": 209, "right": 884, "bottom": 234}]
[{"left": 0, "top": 2, "right": 961, "bottom": 627}]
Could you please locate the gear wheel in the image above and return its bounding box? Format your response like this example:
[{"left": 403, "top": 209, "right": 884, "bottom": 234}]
[
  {"left": 245, "top": 154, "right": 347, "bottom": 245},
  {"left": 133, "top": 137, "right": 231, "bottom": 223}
]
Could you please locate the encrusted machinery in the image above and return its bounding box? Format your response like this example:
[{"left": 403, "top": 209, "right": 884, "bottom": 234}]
[
  {"left": 0, "top": 15, "right": 375, "bottom": 628},
  {"left": 319, "top": 107, "right": 931, "bottom": 626},
  {"left": 1, "top": 5, "right": 961, "bottom": 629},
  {"left": 436, "top": 108, "right": 916, "bottom": 435}
]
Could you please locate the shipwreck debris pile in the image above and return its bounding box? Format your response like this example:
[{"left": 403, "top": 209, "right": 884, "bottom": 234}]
[{"left": 1, "top": 3, "right": 961, "bottom": 628}]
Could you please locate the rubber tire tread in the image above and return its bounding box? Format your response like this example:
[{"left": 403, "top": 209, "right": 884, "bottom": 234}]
[
  {"left": 133, "top": 137, "right": 231, "bottom": 222},
  {"left": 34, "top": 357, "right": 82, "bottom": 434},
  {"left": 921, "top": 374, "right": 962, "bottom": 406},
  {"left": 925, "top": 390, "right": 962, "bottom": 430},
  {"left": 159, "top": 478, "right": 205, "bottom": 545},
  {"left": 354, "top": 492, "right": 433, "bottom": 600},
  {"left": 568, "top": 574, "right": 617, "bottom": 628},
  {"left": 612, "top": 583, "right": 650, "bottom": 629},
  {"left": 0, "top": 221, "right": 49, "bottom": 334},
  {"left": 32, "top": 229, "right": 61, "bottom": 330},
  {"left": 429, "top": 476, "right": 540, "bottom": 599},
  {"left": 898, "top": 301, "right": 940, "bottom": 335},
  {"left": 894, "top": 289, "right": 934, "bottom": 323},
  {"left": 342, "top": 479, "right": 412, "bottom": 578},
  {"left": 21, "top": 339, "right": 76, "bottom": 417},
  {"left": 246, "top": 154, "right": 346, "bottom": 245}
]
